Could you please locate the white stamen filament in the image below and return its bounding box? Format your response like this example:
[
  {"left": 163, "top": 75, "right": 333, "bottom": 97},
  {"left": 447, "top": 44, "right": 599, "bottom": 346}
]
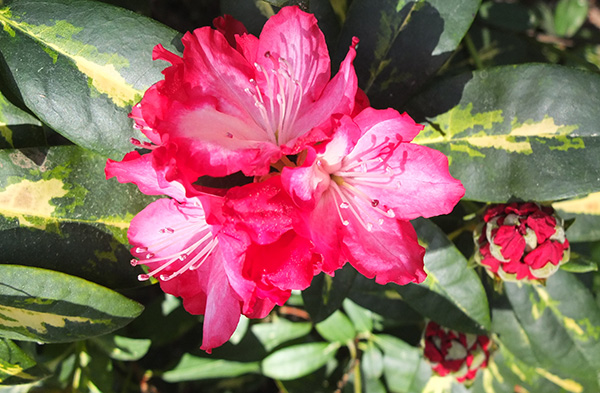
[
  {"left": 132, "top": 213, "right": 218, "bottom": 281},
  {"left": 246, "top": 54, "right": 305, "bottom": 145}
]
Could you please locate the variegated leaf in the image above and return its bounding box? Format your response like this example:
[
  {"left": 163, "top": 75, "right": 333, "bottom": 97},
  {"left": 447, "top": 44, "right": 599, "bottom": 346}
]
[
  {"left": 0, "top": 145, "right": 156, "bottom": 289},
  {"left": 0, "top": 91, "right": 44, "bottom": 149},
  {"left": 407, "top": 64, "right": 600, "bottom": 202},
  {"left": 0, "top": 0, "right": 180, "bottom": 159},
  {"left": 0, "top": 265, "right": 143, "bottom": 343}
]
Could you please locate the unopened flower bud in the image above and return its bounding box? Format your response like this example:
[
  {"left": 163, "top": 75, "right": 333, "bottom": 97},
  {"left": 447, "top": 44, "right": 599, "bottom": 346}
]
[
  {"left": 474, "top": 202, "right": 570, "bottom": 282},
  {"left": 423, "top": 321, "right": 491, "bottom": 383}
]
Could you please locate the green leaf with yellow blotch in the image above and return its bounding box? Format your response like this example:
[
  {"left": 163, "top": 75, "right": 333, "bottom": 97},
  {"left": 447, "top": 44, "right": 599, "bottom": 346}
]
[
  {"left": 406, "top": 64, "right": 600, "bottom": 202},
  {"left": 335, "top": 0, "right": 481, "bottom": 108},
  {"left": 0, "top": 0, "right": 180, "bottom": 159},
  {"left": 553, "top": 192, "right": 600, "bottom": 242},
  {"left": 495, "top": 270, "right": 600, "bottom": 391},
  {"left": 0, "top": 265, "right": 143, "bottom": 343},
  {"left": 0, "top": 145, "right": 156, "bottom": 289},
  {"left": 0, "top": 339, "right": 50, "bottom": 385},
  {"left": 0, "top": 91, "right": 44, "bottom": 149}
]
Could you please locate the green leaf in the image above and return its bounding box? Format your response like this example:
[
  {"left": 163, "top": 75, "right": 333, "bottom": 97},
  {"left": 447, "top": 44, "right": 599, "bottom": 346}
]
[
  {"left": 91, "top": 334, "right": 151, "bottom": 361},
  {"left": 261, "top": 342, "right": 340, "bottom": 380},
  {"left": 560, "top": 253, "right": 598, "bottom": 273},
  {"left": 251, "top": 318, "right": 312, "bottom": 352},
  {"left": 162, "top": 354, "right": 260, "bottom": 382},
  {"left": 496, "top": 270, "right": 600, "bottom": 390},
  {"left": 0, "top": 146, "right": 156, "bottom": 289},
  {"left": 554, "top": 0, "right": 589, "bottom": 38},
  {"left": 342, "top": 298, "right": 373, "bottom": 333},
  {"left": 554, "top": 192, "right": 600, "bottom": 242},
  {"left": 302, "top": 263, "right": 356, "bottom": 323},
  {"left": 407, "top": 64, "right": 600, "bottom": 202},
  {"left": 0, "top": 91, "right": 44, "bottom": 149},
  {"left": 362, "top": 341, "right": 384, "bottom": 379},
  {"left": 0, "top": 0, "right": 180, "bottom": 159},
  {"left": 373, "top": 334, "right": 431, "bottom": 393},
  {"left": 0, "top": 339, "right": 49, "bottom": 385},
  {"left": 335, "top": 0, "right": 481, "bottom": 108},
  {"left": 0, "top": 265, "right": 143, "bottom": 343},
  {"left": 315, "top": 310, "right": 356, "bottom": 343},
  {"left": 395, "top": 218, "right": 490, "bottom": 333},
  {"left": 478, "top": 1, "right": 538, "bottom": 32}
]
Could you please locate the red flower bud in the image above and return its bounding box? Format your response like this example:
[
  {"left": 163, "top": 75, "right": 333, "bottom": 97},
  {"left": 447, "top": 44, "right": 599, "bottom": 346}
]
[
  {"left": 423, "top": 321, "right": 491, "bottom": 383},
  {"left": 474, "top": 203, "right": 570, "bottom": 282}
]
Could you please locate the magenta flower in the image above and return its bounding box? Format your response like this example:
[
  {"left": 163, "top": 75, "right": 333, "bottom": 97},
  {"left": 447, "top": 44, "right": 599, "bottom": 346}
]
[
  {"left": 106, "top": 6, "right": 465, "bottom": 352},
  {"left": 282, "top": 108, "right": 465, "bottom": 285},
  {"left": 134, "top": 5, "right": 358, "bottom": 188}
]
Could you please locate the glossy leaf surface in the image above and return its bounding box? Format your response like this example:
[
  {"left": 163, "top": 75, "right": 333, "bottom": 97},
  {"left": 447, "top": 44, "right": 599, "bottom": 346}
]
[
  {"left": 0, "top": 265, "right": 143, "bottom": 343},
  {"left": 408, "top": 64, "right": 600, "bottom": 202},
  {"left": 0, "top": 0, "right": 180, "bottom": 158}
]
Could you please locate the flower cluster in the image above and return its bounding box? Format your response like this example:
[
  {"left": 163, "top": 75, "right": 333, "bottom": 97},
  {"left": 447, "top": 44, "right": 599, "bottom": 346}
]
[
  {"left": 106, "top": 6, "right": 464, "bottom": 351},
  {"left": 423, "top": 321, "right": 491, "bottom": 383},
  {"left": 474, "top": 202, "right": 570, "bottom": 282}
]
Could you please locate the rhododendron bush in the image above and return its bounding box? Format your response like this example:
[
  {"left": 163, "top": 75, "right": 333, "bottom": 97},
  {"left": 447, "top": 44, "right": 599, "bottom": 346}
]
[{"left": 0, "top": 0, "right": 600, "bottom": 392}]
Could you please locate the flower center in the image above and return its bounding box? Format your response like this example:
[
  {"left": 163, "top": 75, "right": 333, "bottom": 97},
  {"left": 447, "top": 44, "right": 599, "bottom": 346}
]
[
  {"left": 244, "top": 52, "right": 305, "bottom": 145},
  {"left": 131, "top": 204, "right": 218, "bottom": 281}
]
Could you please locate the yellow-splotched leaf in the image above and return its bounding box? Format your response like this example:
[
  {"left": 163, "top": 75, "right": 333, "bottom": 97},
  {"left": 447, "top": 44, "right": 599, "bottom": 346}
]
[
  {"left": 493, "top": 270, "right": 600, "bottom": 391},
  {"left": 0, "top": 91, "right": 44, "bottom": 149},
  {"left": 0, "top": 265, "right": 143, "bottom": 343},
  {"left": 0, "top": 339, "right": 50, "bottom": 385},
  {"left": 554, "top": 192, "right": 600, "bottom": 242},
  {"left": 335, "top": 0, "right": 481, "bottom": 108},
  {"left": 407, "top": 64, "right": 600, "bottom": 202},
  {"left": 0, "top": 146, "right": 156, "bottom": 289},
  {"left": 0, "top": 0, "right": 180, "bottom": 158}
]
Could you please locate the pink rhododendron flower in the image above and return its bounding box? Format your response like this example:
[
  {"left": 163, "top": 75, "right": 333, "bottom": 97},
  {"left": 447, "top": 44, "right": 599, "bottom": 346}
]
[
  {"left": 474, "top": 202, "right": 570, "bottom": 282},
  {"left": 134, "top": 5, "right": 358, "bottom": 190},
  {"left": 106, "top": 6, "right": 465, "bottom": 352},
  {"left": 281, "top": 108, "right": 465, "bottom": 285},
  {"left": 423, "top": 321, "right": 491, "bottom": 383}
]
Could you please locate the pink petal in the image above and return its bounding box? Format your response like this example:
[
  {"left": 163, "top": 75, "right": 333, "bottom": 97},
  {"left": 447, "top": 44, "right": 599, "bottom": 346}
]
[
  {"left": 342, "top": 217, "right": 426, "bottom": 285},
  {"left": 291, "top": 37, "right": 359, "bottom": 145},
  {"left": 213, "top": 14, "right": 248, "bottom": 48},
  {"left": 352, "top": 107, "right": 423, "bottom": 144},
  {"left": 256, "top": 6, "right": 330, "bottom": 103},
  {"left": 105, "top": 152, "right": 187, "bottom": 201},
  {"left": 357, "top": 143, "right": 465, "bottom": 220}
]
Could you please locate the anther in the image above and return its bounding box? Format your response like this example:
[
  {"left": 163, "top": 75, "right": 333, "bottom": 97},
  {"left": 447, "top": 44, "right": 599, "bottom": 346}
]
[
  {"left": 137, "top": 274, "right": 150, "bottom": 281},
  {"left": 130, "top": 259, "right": 139, "bottom": 266},
  {"left": 225, "top": 132, "right": 234, "bottom": 138},
  {"left": 340, "top": 202, "right": 350, "bottom": 209},
  {"left": 371, "top": 199, "right": 380, "bottom": 207},
  {"left": 386, "top": 209, "right": 396, "bottom": 218},
  {"left": 135, "top": 247, "right": 148, "bottom": 253}
]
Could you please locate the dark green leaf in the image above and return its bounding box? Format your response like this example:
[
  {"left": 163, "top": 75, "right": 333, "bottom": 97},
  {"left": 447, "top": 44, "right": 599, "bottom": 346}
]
[
  {"left": 261, "top": 342, "right": 340, "bottom": 380},
  {"left": 315, "top": 310, "right": 356, "bottom": 343},
  {"left": 0, "top": 339, "right": 49, "bottom": 385},
  {"left": 335, "top": 0, "right": 481, "bottom": 108},
  {"left": 162, "top": 354, "right": 260, "bottom": 382},
  {"left": 0, "top": 146, "right": 156, "bottom": 289},
  {"left": 0, "top": 0, "right": 180, "bottom": 158},
  {"left": 0, "top": 91, "right": 44, "bottom": 149},
  {"left": 251, "top": 318, "right": 312, "bottom": 352},
  {"left": 478, "top": 1, "right": 538, "bottom": 32},
  {"left": 0, "top": 265, "right": 143, "bottom": 343},
  {"left": 407, "top": 64, "right": 600, "bottom": 202},
  {"left": 395, "top": 218, "right": 490, "bottom": 333},
  {"left": 496, "top": 270, "right": 600, "bottom": 390},
  {"left": 302, "top": 263, "right": 356, "bottom": 323}
]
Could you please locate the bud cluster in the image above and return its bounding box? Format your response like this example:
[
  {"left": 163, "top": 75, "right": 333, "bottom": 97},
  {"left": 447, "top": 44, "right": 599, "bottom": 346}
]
[{"left": 474, "top": 203, "right": 570, "bottom": 282}]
